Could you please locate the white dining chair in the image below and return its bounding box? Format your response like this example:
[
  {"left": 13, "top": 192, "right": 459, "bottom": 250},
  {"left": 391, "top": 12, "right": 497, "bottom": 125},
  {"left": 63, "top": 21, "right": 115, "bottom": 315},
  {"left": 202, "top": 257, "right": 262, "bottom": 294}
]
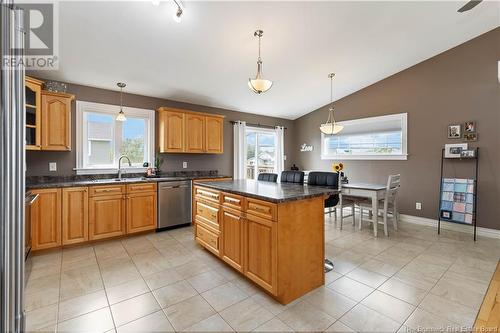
[
  {"left": 326, "top": 179, "right": 357, "bottom": 229},
  {"left": 358, "top": 174, "right": 400, "bottom": 236}
]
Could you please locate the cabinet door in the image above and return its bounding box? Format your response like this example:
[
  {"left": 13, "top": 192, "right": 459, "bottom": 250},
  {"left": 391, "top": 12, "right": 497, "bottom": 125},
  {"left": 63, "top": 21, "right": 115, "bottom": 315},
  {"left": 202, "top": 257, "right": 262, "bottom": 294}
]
[
  {"left": 244, "top": 213, "right": 277, "bottom": 295},
  {"left": 221, "top": 207, "right": 244, "bottom": 272},
  {"left": 159, "top": 111, "right": 185, "bottom": 152},
  {"left": 31, "top": 188, "right": 62, "bottom": 250},
  {"left": 185, "top": 113, "right": 205, "bottom": 153},
  {"left": 62, "top": 187, "right": 88, "bottom": 245},
  {"left": 89, "top": 195, "right": 126, "bottom": 240},
  {"left": 41, "top": 93, "right": 72, "bottom": 151},
  {"left": 205, "top": 116, "right": 223, "bottom": 154},
  {"left": 25, "top": 78, "right": 42, "bottom": 150},
  {"left": 126, "top": 192, "right": 157, "bottom": 234}
]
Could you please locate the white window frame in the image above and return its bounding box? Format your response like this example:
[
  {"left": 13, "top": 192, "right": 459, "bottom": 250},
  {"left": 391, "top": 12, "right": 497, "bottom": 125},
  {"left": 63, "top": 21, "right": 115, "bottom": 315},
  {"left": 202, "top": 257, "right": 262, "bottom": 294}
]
[
  {"left": 245, "top": 126, "right": 278, "bottom": 180},
  {"left": 321, "top": 113, "right": 408, "bottom": 160},
  {"left": 75, "top": 101, "right": 155, "bottom": 175}
]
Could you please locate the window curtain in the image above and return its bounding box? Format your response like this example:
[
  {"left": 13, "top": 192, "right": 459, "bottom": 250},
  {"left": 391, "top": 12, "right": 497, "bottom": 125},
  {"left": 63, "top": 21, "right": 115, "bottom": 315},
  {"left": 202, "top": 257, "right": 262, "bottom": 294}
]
[
  {"left": 275, "top": 126, "right": 285, "bottom": 180},
  {"left": 233, "top": 121, "right": 247, "bottom": 179}
]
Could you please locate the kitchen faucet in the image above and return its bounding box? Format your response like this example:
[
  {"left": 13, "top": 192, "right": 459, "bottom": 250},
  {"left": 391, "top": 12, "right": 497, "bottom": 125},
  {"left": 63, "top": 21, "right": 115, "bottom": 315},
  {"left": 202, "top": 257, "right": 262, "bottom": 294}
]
[{"left": 118, "top": 155, "right": 132, "bottom": 180}]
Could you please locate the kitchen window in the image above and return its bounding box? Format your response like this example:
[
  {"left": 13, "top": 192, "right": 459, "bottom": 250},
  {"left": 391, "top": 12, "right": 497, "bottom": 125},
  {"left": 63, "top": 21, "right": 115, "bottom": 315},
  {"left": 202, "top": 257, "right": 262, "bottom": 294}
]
[
  {"left": 76, "top": 101, "right": 155, "bottom": 174},
  {"left": 245, "top": 127, "right": 279, "bottom": 180},
  {"left": 321, "top": 113, "right": 408, "bottom": 160}
]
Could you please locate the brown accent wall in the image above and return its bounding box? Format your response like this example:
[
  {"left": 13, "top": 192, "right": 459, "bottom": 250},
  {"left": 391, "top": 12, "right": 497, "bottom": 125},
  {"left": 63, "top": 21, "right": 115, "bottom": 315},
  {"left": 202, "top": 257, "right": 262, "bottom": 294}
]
[
  {"left": 293, "top": 28, "right": 500, "bottom": 229},
  {"left": 26, "top": 83, "right": 295, "bottom": 176}
]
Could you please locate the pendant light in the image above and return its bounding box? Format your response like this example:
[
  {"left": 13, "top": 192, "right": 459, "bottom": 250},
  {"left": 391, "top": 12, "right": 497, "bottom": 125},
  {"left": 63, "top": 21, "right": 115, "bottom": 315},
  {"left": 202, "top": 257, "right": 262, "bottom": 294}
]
[
  {"left": 248, "top": 30, "right": 273, "bottom": 94},
  {"left": 116, "top": 82, "right": 127, "bottom": 122},
  {"left": 320, "top": 73, "right": 343, "bottom": 135}
]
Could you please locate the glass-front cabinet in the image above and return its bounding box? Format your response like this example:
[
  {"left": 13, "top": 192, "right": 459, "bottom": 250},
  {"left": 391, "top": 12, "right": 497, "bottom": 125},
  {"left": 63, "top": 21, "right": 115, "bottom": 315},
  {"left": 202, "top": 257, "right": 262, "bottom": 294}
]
[{"left": 25, "top": 76, "right": 43, "bottom": 150}]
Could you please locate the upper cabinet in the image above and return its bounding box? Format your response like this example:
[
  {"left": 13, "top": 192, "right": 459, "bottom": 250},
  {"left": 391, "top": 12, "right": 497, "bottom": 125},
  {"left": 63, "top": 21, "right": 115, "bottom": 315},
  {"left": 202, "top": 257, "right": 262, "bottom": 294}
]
[
  {"left": 41, "top": 91, "right": 74, "bottom": 151},
  {"left": 157, "top": 107, "right": 224, "bottom": 154},
  {"left": 25, "top": 77, "right": 43, "bottom": 150},
  {"left": 25, "top": 76, "right": 75, "bottom": 151}
]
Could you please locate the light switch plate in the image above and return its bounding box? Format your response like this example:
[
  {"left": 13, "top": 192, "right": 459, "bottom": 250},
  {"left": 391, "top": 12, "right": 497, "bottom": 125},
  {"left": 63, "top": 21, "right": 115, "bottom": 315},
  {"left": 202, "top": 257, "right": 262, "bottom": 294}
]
[
  {"left": 49, "top": 162, "right": 57, "bottom": 172},
  {"left": 416, "top": 202, "right": 422, "bottom": 210},
  {"left": 182, "top": 162, "right": 187, "bottom": 169}
]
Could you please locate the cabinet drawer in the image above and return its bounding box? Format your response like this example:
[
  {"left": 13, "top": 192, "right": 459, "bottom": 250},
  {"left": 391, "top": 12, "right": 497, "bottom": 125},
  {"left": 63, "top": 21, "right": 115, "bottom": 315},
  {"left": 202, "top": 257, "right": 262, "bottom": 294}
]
[
  {"left": 89, "top": 185, "right": 125, "bottom": 197},
  {"left": 245, "top": 198, "right": 277, "bottom": 221},
  {"left": 194, "top": 186, "right": 220, "bottom": 203},
  {"left": 196, "top": 223, "right": 219, "bottom": 255},
  {"left": 196, "top": 201, "right": 219, "bottom": 227},
  {"left": 222, "top": 193, "right": 243, "bottom": 210},
  {"left": 127, "top": 182, "right": 157, "bottom": 194}
]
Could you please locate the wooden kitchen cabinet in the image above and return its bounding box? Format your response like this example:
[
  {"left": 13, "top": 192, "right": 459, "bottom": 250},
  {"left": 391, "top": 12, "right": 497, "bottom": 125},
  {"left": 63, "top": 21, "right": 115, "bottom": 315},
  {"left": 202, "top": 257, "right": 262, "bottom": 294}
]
[
  {"left": 62, "top": 187, "right": 88, "bottom": 245},
  {"left": 205, "top": 116, "right": 224, "bottom": 154},
  {"left": 220, "top": 207, "right": 244, "bottom": 272},
  {"left": 158, "top": 109, "right": 185, "bottom": 153},
  {"left": 25, "top": 76, "right": 43, "bottom": 150},
  {"left": 126, "top": 183, "right": 157, "bottom": 234},
  {"left": 244, "top": 213, "right": 277, "bottom": 295},
  {"left": 157, "top": 108, "right": 224, "bottom": 153},
  {"left": 31, "top": 188, "right": 62, "bottom": 250},
  {"left": 41, "top": 91, "right": 74, "bottom": 151},
  {"left": 185, "top": 113, "right": 205, "bottom": 153},
  {"left": 89, "top": 189, "right": 126, "bottom": 240}
]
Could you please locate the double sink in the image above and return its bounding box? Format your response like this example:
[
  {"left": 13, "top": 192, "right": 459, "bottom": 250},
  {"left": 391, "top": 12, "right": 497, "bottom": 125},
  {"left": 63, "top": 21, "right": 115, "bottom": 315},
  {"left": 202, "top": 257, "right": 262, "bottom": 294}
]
[{"left": 91, "top": 177, "right": 149, "bottom": 183}]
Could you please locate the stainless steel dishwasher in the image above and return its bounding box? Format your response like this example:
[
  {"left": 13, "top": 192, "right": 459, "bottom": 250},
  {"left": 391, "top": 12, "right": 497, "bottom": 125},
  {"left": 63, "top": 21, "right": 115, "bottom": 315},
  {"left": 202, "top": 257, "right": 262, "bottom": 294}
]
[{"left": 158, "top": 180, "right": 192, "bottom": 230}]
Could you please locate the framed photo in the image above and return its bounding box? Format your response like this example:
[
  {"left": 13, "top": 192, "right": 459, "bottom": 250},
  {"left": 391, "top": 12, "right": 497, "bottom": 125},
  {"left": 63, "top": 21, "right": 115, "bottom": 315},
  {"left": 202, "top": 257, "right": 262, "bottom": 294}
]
[
  {"left": 464, "top": 133, "right": 477, "bottom": 142},
  {"left": 460, "top": 149, "right": 476, "bottom": 158},
  {"left": 448, "top": 124, "right": 462, "bottom": 139},
  {"left": 440, "top": 210, "right": 452, "bottom": 220},
  {"left": 464, "top": 121, "right": 476, "bottom": 133},
  {"left": 444, "top": 143, "right": 468, "bottom": 158}
]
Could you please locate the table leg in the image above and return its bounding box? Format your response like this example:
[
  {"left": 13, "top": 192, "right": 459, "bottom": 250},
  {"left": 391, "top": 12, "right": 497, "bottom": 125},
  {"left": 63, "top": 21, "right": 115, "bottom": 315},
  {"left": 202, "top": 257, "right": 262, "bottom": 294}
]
[{"left": 372, "top": 192, "right": 378, "bottom": 237}]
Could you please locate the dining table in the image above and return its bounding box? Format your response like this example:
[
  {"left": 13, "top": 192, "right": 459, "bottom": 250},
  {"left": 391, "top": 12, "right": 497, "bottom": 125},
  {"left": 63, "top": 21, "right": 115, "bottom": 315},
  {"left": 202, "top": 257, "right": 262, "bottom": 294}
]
[{"left": 341, "top": 182, "right": 387, "bottom": 237}]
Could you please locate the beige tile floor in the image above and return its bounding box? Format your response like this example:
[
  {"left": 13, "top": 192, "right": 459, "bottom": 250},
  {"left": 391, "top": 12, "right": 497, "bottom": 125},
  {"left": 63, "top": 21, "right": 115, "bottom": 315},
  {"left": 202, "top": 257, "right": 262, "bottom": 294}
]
[{"left": 25, "top": 217, "right": 500, "bottom": 332}]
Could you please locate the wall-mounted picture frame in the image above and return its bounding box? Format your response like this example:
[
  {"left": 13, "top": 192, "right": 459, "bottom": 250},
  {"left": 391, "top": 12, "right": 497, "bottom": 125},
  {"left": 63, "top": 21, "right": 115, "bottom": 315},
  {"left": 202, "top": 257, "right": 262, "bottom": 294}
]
[
  {"left": 460, "top": 149, "right": 476, "bottom": 158},
  {"left": 447, "top": 124, "right": 462, "bottom": 139},
  {"left": 440, "top": 210, "right": 452, "bottom": 220},
  {"left": 464, "top": 121, "right": 476, "bottom": 133},
  {"left": 444, "top": 143, "right": 468, "bottom": 158},
  {"left": 464, "top": 133, "right": 477, "bottom": 142}
]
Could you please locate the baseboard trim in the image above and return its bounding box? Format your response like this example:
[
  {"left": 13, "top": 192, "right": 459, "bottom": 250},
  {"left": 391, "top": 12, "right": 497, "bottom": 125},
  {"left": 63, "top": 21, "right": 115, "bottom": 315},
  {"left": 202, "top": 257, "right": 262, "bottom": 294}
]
[{"left": 400, "top": 214, "right": 500, "bottom": 239}]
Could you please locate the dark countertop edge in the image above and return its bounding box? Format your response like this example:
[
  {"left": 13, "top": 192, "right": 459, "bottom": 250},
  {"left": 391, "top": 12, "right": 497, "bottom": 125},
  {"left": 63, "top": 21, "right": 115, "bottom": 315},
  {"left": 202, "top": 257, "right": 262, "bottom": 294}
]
[
  {"left": 196, "top": 182, "right": 336, "bottom": 204},
  {"left": 26, "top": 175, "right": 232, "bottom": 190}
]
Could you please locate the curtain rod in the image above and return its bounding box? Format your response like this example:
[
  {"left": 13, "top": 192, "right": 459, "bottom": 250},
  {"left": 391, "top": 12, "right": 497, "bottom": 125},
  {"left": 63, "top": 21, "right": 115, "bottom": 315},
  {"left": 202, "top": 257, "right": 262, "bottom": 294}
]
[{"left": 229, "top": 120, "right": 287, "bottom": 130}]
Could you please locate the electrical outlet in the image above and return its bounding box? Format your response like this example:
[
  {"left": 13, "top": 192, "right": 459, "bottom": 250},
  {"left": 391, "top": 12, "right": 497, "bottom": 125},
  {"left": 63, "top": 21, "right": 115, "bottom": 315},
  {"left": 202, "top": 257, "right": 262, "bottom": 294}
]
[
  {"left": 182, "top": 161, "right": 187, "bottom": 169},
  {"left": 416, "top": 202, "right": 422, "bottom": 210},
  {"left": 284, "top": 155, "right": 287, "bottom": 161},
  {"left": 49, "top": 162, "right": 57, "bottom": 172}
]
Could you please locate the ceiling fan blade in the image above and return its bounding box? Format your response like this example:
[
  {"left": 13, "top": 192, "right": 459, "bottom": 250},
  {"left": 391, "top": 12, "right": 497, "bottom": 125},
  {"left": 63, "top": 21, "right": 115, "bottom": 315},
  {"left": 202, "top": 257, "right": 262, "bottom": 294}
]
[{"left": 457, "top": 0, "right": 483, "bottom": 12}]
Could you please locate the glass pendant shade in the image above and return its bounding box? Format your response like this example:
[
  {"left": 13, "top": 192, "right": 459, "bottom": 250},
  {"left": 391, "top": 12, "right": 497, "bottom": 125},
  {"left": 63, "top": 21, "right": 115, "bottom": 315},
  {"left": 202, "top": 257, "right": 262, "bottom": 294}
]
[
  {"left": 248, "top": 61, "right": 273, "bottom": 94},
  {"left": 319, "top": 122, "right": 343, "bottom": 135},
  {"left": 116, "top": 110, "right": 126, "bottom": 122}
]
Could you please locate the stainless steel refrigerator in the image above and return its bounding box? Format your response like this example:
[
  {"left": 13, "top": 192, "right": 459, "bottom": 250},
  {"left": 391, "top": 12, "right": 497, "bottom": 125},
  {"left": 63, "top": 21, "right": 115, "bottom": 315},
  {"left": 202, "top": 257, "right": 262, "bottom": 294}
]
[{"left": 1, "top": 0, "right": 26, "bottom": 332}]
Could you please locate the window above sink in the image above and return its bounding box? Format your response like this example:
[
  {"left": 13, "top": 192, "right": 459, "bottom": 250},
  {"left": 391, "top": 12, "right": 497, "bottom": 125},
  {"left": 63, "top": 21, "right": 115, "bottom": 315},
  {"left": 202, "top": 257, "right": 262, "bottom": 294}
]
[{"left": 75, "top": 101, "right": 155, "bottom": 175}]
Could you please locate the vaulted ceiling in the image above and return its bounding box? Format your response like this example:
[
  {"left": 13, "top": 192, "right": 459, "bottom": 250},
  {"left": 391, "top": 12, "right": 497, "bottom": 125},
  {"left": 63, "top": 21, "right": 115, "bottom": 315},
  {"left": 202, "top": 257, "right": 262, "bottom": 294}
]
[{"left": 41, "top": 1, "right": 500, "bottom": 119}]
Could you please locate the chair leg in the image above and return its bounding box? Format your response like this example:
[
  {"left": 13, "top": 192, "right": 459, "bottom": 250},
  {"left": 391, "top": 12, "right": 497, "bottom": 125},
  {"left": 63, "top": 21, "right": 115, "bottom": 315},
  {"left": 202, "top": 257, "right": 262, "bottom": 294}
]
[
  {"left": 339, "top": 205, "right": 343, "bottom": 230},
  {"left": 351, "top": 204, "right": 355, "bottom": 226},
  {"left": 383, "top": 211, "right": 388, "bottom": 237},
  {"left": 393, "top": 200, "right": 399, "bottom": 231},
  {"left": 359, "top": 208, "right": 363, "bottom": 230}
]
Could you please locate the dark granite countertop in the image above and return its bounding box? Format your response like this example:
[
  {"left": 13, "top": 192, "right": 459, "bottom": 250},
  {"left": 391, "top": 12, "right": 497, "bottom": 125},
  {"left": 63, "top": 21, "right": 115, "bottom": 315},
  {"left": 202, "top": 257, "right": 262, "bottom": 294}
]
[
  {"left": 26, "top": 171, "right": 231, "bottom": 190},
  {"left": 197, "top": 179, "right": 338, "bottom": 203}
]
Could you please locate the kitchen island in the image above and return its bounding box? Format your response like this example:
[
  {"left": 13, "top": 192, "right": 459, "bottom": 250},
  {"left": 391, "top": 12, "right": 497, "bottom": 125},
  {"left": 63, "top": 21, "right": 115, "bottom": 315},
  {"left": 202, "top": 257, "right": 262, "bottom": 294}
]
[{"left": 193, "top": 179, "right": 337, "bottom": 304}]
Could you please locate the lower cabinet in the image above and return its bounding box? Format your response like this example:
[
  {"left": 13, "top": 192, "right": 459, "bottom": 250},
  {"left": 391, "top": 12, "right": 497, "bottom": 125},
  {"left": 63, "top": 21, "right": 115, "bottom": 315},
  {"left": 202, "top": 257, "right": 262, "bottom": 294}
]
[
  {"left": 245, "top": 213, "right": 277, "bottom": 295},
  {"left": 62, "top": 187, "right": 88, "bottom": 245},
  {"left": 126, "top": 192, "right": 157, "bottom": 234},
  {"left": 89, "top": 194, "right": 126, "bottom": 241},
  {"left": 30, "top": 183, "right": 159, "bottom": 251},
  {"left": 31, "top": 188, "right": 62, "bottom": 250},
  {"left": 221, "top": 207, "right": 244, "bottom": 272}
]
